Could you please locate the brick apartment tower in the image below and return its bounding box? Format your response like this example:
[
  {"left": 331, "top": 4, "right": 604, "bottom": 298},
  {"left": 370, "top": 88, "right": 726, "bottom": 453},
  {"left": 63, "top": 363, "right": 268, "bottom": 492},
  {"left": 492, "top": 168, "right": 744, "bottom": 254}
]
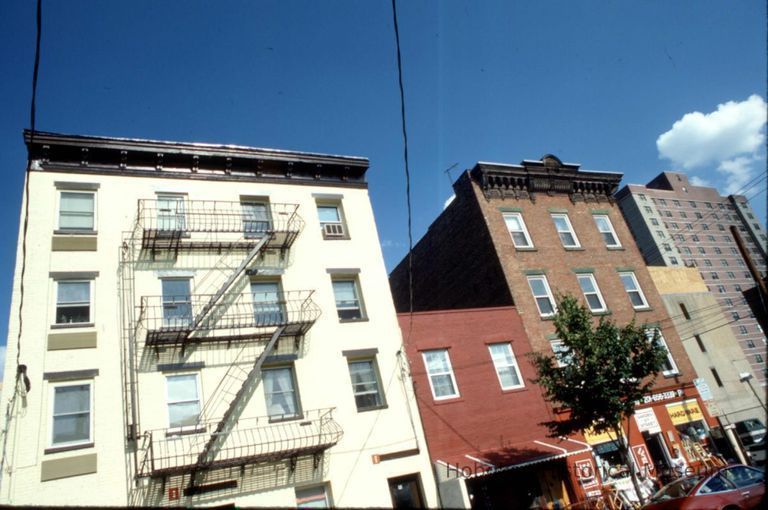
[
  {"left": 616, "top": 173, "right": 767, "bottom": 386},
  {"left": 390, "top": 155, "right": 722, "bottom": 501}
]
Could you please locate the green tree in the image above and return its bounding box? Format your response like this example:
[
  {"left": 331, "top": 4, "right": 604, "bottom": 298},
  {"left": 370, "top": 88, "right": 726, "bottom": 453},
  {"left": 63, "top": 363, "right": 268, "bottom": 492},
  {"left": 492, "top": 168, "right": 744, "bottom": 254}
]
[{"left": 529, "top": 295, "right": 669, "bottom": 505}]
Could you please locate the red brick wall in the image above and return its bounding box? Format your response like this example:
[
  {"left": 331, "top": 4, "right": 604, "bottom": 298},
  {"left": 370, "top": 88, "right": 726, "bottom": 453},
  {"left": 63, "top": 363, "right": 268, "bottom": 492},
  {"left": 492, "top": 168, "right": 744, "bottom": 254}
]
[{"left": 399, "top": 306, "right": 558, "bottom": 463}]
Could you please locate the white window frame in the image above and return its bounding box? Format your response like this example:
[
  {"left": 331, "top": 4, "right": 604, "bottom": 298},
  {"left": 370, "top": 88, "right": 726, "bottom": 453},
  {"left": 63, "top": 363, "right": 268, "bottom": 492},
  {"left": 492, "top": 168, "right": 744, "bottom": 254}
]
[
  {"left": 549, "top": 339, "right": 571, "bottom": 368},
  {"left": 594, "top": 216, "right": 620, "bottom": 247},
  {"left": 49, "top": 380, "right": 94, "bottom": 448},
  {"left": 156, "top": 193, "right": 187, "bottom": 232},
  {"left": 263, "top": 366, "right": 302, "bottom": 420},
  {"left": 165, "top": 373, "right": 202, "bottom": 430},
  {"left": 422, "top": 349, "right": 460, "bottom": 400},
  {"left": 488, "top": 343, "right": 524, "bottom": 390},
  {"left": 646, "top": 329, "right": 679, "bottom": 376},
  {"left": 619, "top": 271, "right": 649, "bottom": 310},
  {"left": 551, "top": 213, "right": 581, "bottom": 248},
  {"left": 57, "top": 190, "right": 97, "bottom": 232},
  {"left": 54, "top": 279, "right": 93, "bottom": 325},
  {"left": 503, "top": 212, "right": 534, "bottom": 248},
  {"left": 527, "top": 275, "right": 557, "bottom": 317},
  {"left": 577, "top": 274, "right": 608, "bottom": 313},
  {"left": 332, "top": 277, "right": 366, "bottom": 321},
  {"left": 347, "top": 358, "right": 386, "bottom": 411},
  {"left": 316, "top": 202, "right": 347, "bottom": 239}
]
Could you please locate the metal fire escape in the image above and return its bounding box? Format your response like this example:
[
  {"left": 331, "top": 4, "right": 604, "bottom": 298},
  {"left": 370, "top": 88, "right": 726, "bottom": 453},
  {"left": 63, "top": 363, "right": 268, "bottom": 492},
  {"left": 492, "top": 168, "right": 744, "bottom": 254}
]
[{"left": 123, "top": 199, "right": 341, "bottom": 498}]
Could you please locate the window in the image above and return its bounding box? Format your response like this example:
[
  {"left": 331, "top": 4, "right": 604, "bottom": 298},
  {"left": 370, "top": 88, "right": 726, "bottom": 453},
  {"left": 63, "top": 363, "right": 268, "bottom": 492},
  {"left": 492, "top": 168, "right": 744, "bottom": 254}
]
[
  {"left": 252, "top": 281, "right": 285, "bottom": 325},
  {"left": 551, "top": 214, "right": 580, "bottom": 248},
  {"left": 646, "top": 329, "right": 678, "bottom": 376},
  {"left": 697, "top": 246, "right": 705, "bottom": 253},
  {"left": 56, "top": 280, "right": 92, "bottom": 324},
  {"left": 735, "top": 284, "right": 742, "bottom": 291},
  {"left": 638, "top": 194, "right": 647, "bottom": 201},
  {"left": 422, "top": 350, "right": 459, "bottom": 400},
  {"left": 528, "top": 275, "right": 557, "bottom": 317},
  {"left": 680, "top": 211, "right": 688, "bottom": 219},
  {"left": 550, "top": 339, "right": 571, "bottom": 367},
  {"left": 673, "top": 200, "right": 680, "bottom": 207},
  {"left": 488, "top": 343, "right": 524, "bottom": 390},
  {"left": 717, "top": 285, "right": 726, "bottom": 293},
  {"left": 296, "top": 485, "right": 331, "bottom": 508},
  {"left": 695, "top": 212, "right": 703, "bottom": 219},
  {"left": 747, "top": 339, "right": 755, "bottom": 348},
  {"left": 714, "top": 247, "right": 722, "bottom": 254},
  {"left": 659, "top": 199, "right": 667, "bottom": 206},
  {"left": 679, "top": 303, "right": 691, "bottom": 320},
  {"left": 241, "top": 201, "right": 271, "bottom": 237},
  {"left": 670, "top": 222, "right": 679, "bottom": 229},
  {"left": 717, "top": 224, "right": 725, "bottom": 231},
  {"left": 705, "top": 202, "right": 713, "bottom": 209},
  {"left": 50, "top": 382, "right": 92, "bottom": 446},
  {"left": 263, "top": 367, "right": 301, "bottom": 419},
  {"left": 689, "top": 201, "right": 697, "bottom": 208},
  {"left": 657, "top": 231, "right": 666, "bottom": 239},
  {"left": 727, "top": 271, "right": 735, "bottom": 279},
  {"left": 58, "top": 191, "right": 95, "bottom": 231},
  {"left": 676, "top": 234, "right": 685, "bottom": 242},
  {"left": 692, "top": 235, "right": 700, "bottom": 242},
  {"left": 166, "top": 374, "right": 201, "bottom": 429},
  {"left": 332, "top": 278, "right": 365, "bottom": 320},
  {"left": 710, "top": 272, "right": 719, "bottom": 280},
  {"left": 503, "top": 213, "right": 534, "bottom": 248},
  {"left": 694, "top": 335, "right": 706, "bottom": 352},
  {"left": 650, "top": 218, "right": 659, "bottom": 226},
  {"left": 756, "top": 354, "right": 764, "bottom": 364},
  {"left": 686, "top": 224, "right": 693, "bottom": 230},
  {"left": 731, "top": 312, "right": 740, "bottom": 321},
  {"left": 724, "top": 298, "right": 733, "bottom": 307},
  {"left": 162, "top": 278, "right": 192, "bottom": 328},
  {"left": 670, "top": 257, "right": 678, "bottom": 265},
  {"left": 662, "top": 243, "right": 671, "bottom": 252},
  {"left": 718, "top": 203, "right": 724, "bottom": 210},
  {"left": 739, "top": 326, "right": 748, "bottom": 335},
  {"left": 704, "top": 260, "right": 712, "bottom": 267},
  {"left": 644, "top": 206, "right": 653, "bottom": 214},
  {"left": 664, "top": 211, "right": 672, "bottom": 217},
  {"left": 731, "top": 247, "right": 738, "bottom": 254},
  {"left": 702, "top": 224, "right": 709, "bottom": 231},
  {"left": 156, "top": 194, "right": 187, "bottom": 231},
  {"left": 347, "top": 359, "right": 385, "bottom": 411},
  {"left": 710, "top": 368, "right": 724, "bottom": 387},
  {"left": 593, "top": 215, "right": 620, "bottom": 248},
  {"left": 619, "top": 272, "right": 649, "bottom": 309},
  {"left": 683, "top": 247, "right": 691, "bottom": 254},
  {"left": 574, "top": 274, "right": 607, "bottom": 313},
  {"left": 317, "top": 203, "right": 347, "bottom": 239}
]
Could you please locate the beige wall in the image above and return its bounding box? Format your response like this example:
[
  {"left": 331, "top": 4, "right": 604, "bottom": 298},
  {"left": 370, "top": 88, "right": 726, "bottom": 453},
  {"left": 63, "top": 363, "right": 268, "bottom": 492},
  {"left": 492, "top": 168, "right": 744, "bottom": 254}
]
[{"left": 1, "top": 165, "right": 438, "bottom": 507}]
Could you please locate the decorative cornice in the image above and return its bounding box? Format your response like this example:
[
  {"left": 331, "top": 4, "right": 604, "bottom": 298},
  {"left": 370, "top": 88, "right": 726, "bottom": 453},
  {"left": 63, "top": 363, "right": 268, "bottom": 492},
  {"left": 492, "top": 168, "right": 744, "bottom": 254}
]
[
  {"left": 471, "top": 154, "right": 622, "bottom": 203},
  {"left": 24, "top": 130, "right": 369, "bottom": 187}
]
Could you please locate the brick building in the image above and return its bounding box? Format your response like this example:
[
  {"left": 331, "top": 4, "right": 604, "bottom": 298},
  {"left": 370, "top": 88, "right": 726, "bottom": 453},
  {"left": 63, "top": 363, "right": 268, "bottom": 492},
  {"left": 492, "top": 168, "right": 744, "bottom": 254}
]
[
  {"left": 616, "top": 172, "right": 767, "bottom": 386},
  {"left": 390, "top": 155, "right": 720, "bottom": 504},
  {"left": 398, "top": 306, "right": 595, "bottom": 509}
]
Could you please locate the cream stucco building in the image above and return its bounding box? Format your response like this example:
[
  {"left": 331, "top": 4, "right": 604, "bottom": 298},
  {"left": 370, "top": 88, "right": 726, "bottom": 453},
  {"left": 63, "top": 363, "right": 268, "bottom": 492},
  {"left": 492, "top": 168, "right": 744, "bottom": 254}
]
[{"left": 0, "top": 131, "right": 438, "bottom": 507}]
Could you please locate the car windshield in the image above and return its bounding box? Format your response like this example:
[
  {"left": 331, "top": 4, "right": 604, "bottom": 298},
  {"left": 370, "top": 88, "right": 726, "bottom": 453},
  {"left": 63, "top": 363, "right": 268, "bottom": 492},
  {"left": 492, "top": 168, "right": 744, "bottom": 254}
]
[{"left": 649, "top": 476, "right": 704, "bottom": 502}]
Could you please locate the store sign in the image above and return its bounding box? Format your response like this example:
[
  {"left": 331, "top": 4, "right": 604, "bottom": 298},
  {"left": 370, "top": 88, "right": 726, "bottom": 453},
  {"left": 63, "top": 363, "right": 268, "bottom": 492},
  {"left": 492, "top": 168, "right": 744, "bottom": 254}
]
[
  {"left": 634, "top": 408, "right": 661, "bottom": 434},
  {"left": 704, "top": 400, "right": 722, "bottom": 417},
  {"left": 639, "top": 388, "right": 684, "bottom": 405},
  {"left": 575, "top": 459, "right": 598, "bottom": 489},
  {"left": 666, "top": 400, "right": 703, "bottom": 426},
  {"left": 583, "top": 427, "right": 621, "bottom": 445},
  {"left": 694, "top": 378, "right": 713, "bottom": 401},
  {"left": 632, "top": 444, "right": 654, "bottom": 474}
]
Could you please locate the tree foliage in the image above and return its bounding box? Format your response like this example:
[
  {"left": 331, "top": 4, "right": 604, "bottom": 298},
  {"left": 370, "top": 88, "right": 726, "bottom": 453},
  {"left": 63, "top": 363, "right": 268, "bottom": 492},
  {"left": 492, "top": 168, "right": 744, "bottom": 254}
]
[{"left": 530, "top": 294, "right": 669, "bottom": 436}]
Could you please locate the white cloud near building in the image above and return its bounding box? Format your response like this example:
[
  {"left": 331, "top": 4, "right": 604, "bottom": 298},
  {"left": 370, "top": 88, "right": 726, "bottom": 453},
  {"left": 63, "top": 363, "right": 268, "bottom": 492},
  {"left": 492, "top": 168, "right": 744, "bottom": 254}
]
[{"left": 657, "top": 95, "right": 767, "bottom": 194}]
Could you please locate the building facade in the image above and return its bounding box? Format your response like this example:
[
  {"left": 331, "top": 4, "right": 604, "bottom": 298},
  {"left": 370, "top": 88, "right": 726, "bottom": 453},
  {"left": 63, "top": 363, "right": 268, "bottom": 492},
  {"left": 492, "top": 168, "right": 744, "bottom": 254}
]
[
  {"left": 390, "top": 156, "right": 721, "bottom": 504},
  {"left": 646, "top": 266, "right": 765, "bottom": 462},
  {"left": 616, "top": 172, "right": 767, "bottom": 386},
  {"left": 0, "top": 131, "right": 438, "bottom": 507},
  {"left": 398, "top": 306, "right": 595, "bottom": 510}
]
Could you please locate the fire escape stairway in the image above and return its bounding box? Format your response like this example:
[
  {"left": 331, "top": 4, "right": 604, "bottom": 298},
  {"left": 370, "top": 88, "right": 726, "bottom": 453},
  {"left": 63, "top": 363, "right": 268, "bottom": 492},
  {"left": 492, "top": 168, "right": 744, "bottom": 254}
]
[
  {"left": 184, "top": 235, "right": 270, "bottom": 341},
  {"left": 190, "top": 326, "right": 285, "bottom": 485}
]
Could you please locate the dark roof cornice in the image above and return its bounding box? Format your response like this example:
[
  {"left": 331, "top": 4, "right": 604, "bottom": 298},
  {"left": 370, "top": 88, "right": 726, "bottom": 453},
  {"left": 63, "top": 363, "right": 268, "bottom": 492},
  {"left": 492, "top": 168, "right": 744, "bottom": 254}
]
[
  {"left": 470, "top": 155, "right": 622, "bottom": 202},
  {"left": 24, "top": 130, "right": 369, "bottom": 187}
]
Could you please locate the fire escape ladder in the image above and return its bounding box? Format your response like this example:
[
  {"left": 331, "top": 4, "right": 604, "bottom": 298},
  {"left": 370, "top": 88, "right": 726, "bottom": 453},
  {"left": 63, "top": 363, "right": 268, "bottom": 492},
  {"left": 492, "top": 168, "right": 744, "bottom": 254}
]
[
  {"left": 192, "top": 325, "right": 285, "bottom": 478},
  {"left": 185, "top": 234, "right": 270, "bottom": 339}
]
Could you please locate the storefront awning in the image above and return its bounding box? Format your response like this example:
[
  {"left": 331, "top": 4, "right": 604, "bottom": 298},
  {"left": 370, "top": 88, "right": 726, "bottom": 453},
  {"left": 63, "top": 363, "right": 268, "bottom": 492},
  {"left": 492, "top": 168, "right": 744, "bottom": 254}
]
[{"left": 436, "top": 438, "right": 592, "bottom": 479}]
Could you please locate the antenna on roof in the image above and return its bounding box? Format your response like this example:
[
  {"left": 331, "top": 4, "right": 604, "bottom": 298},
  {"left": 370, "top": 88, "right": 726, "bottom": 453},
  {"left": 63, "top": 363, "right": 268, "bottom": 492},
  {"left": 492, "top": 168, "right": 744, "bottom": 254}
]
[{"left": 444, "top": 162, "right": 459, "bottom": 185}]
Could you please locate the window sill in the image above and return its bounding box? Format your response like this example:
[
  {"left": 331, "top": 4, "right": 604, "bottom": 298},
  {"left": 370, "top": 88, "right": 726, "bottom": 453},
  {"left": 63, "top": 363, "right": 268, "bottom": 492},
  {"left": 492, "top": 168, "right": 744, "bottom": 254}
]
[
  {"left": 663, "top": 371, "right": 681, "bottom": 378},
  {"left": 431, "top": 397, "right": 463, "bottom": 406},
  {"left": 54, "top": 230, "right": 97, "bottom": 236},
  {"left": 632, "top": 307, "right": 653, "bottom": 313},
  {"left": 564, "top": 247, "right": 585, "bottom": 251},
  {"left": 165, "top": 426, "right": 206, "bottom": 437},
  {"left": 591, "top": 310, "right": 612, "bottom": 317},
  {"left": 44, "top": 442, "right": 94, "bottom": 455},
  {"left": 339, "top": 317, "right": 369, "bottom": 324},
  {"left": 357, "top": 404, "right": 389, "bottom": 414},
  {"left": 322, "top": 235, "right": 351, "bottom": 241},
  {"left": 500, "top": 386, "right": 527, "bottom": 394},
  {"left": 606, "top": 246, "right": 625, "bottom": 251},
  {"left": 268, "top": 414, "right": 304, "bottom": 424},
  {"left": 515, "top": 247, "right": 538, "bottom": 252},
  {"left": 540, "top": 315, "right": 556, "bottom": 321},
  {"left": 50, "top": 323, "right": 95, "bottom": 330}
]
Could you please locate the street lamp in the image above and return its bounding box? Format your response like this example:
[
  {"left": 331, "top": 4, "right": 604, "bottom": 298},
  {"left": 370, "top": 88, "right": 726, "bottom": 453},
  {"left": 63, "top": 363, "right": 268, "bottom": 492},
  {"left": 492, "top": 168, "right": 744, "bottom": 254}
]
[{"left": 739, "top": 372, "right": 767, "bottom": 414}]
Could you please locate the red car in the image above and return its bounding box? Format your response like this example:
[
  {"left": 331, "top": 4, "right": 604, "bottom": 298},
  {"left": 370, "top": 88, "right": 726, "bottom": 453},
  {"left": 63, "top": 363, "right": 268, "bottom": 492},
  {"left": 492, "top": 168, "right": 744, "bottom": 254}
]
[{"left": 641, "top": 464, "right": 764, "bottom": 509}]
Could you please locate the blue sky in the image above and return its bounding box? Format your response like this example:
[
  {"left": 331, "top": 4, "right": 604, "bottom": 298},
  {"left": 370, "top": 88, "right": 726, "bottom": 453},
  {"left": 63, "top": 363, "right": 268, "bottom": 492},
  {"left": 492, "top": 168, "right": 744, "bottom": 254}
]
[{"left": 0, "top": 1, "right": 766, "bottom": 369}]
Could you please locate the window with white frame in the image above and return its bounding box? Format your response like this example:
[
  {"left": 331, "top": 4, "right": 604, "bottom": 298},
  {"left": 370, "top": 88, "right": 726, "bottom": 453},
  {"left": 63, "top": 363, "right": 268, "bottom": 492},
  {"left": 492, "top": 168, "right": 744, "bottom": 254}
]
[
  {"left": 241, "top": 201, "right": 272, "bottom": 237},
  {"left": 263, "top": 366, "right": 301, "bottom": 419},
  {"left": 50, "top": 381, "right": 92, "bottom": 447},
  {"left": 422, "top": 349, "right": 459, "bottom": 400},
  {"left": 488, "top": 343, "right": 524, "bottom": 390},
  {"left": 577, "top": 274, "right": 608, "bottom": 313},
  {"left": 527, "top": 275, "right": 557, "bottom": 317},
  {"left": 296, "top": 485, "right": 331, "bottom": 508},
  {"left": 332, "top": 278, "right": 365, "bottom": 320},
  {"left": 503, "top": 212, "right": 534, "bottom": 248},
  {"left": 317, "top": 202, "right": 347, "bottom": 239},
  {"left": 551, "top": 214, "right": 580, "bottom": 248},
  {"left": 56, "top": 280, "right": 92, "bottom": 324},
  {"left": 593, "top": 215, "right": 620, "bottom": 248},
  {"left": 251, "top": 280, "right": 285, "bottom": 325},
  {"left": 156, "top": 193, "right": 187, "bottom": 231},
  {"left": 619, "top": 272, "right": 649, "bottom": 310},
  {"left": 347, "top": 358, "right": 386, "bottom": 411},
  {"left": 58, "top": 191, "right": 95, "bottom": 231},
  {"left": 549, "top": 339, "right": 572, "bottom": 367},
  {"left": 166, "top": 373, "right": 201, "bottom": 429},
  {"left": 646, "top": 329, "right": 679, "bottom": 376},
  {"left": 162, "top": 278, "right": 193, "bottom": 328}
]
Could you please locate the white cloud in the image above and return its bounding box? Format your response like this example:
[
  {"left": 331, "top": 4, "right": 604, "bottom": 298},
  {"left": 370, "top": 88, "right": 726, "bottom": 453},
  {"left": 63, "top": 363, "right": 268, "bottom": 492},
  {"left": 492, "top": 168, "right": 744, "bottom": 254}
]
[
  {"left": 657, "top": 95, "right": 767, "bottom": 195},
  {"left": 380, "top": 239, "right": 405, "bottom": 249},
  {"left": 657, "top": 95, "right": 767, "bottom": 169}
]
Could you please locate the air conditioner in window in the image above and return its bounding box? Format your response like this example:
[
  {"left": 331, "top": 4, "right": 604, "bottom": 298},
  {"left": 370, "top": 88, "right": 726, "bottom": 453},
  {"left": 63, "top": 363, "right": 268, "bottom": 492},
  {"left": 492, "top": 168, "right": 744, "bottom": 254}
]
[{"left": 323, "top": 222, "right": 345, "bottom": 238}]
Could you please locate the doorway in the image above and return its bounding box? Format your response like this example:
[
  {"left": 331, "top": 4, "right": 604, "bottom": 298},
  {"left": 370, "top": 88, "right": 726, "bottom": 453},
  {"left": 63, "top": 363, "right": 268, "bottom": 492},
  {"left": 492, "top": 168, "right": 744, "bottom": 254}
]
[{"left": 388, "top": 474, "right": 425, "bottom": 509}]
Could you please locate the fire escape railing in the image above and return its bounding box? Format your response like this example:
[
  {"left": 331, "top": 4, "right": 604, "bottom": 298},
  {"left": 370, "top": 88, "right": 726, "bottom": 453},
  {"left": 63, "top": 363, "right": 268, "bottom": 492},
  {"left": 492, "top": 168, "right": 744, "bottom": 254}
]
[
  {"left": 137, "top": 200, "right": 304, "bottom": 252},
  {"left": 138, "top": 290, "right": 320, "bottom": 346},
  {"left": 137, "top": 408, "right": 343, "bottom": 477}
]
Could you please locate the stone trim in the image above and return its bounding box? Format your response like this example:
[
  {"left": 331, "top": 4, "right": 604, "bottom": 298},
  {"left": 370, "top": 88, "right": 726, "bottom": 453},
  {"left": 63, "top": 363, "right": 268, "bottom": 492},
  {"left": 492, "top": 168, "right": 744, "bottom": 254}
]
[
  {"left": 43, "top": 369, "right": 99, "bottom": 382},
  {"left": 54, "top": 181, "right": 100, "bottom": 190},
  {"left": 40, "top": 453, "right": 97, "bottom": 481},
  {"left": 341, "top": 348, "right": 379, "bottom": 358},
  {"left": 49, "top": 271, "right": 99, "bottom": 280}
]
